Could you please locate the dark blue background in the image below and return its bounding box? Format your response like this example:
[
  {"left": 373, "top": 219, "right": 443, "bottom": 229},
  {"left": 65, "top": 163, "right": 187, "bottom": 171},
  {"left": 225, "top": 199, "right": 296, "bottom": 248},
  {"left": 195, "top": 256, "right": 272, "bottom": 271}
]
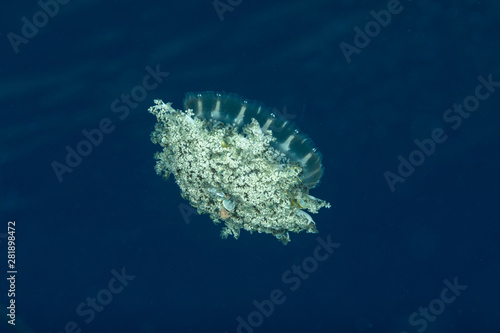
[{"left": 1, "top": 0, "right": 499, "bottom": 332}]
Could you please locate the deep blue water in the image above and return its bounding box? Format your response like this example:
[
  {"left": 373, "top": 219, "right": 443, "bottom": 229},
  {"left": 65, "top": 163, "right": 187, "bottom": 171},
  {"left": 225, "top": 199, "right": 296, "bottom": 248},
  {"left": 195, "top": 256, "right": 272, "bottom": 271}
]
[{"left": 1, "top": 0, "right": 500, "bottom": 332}]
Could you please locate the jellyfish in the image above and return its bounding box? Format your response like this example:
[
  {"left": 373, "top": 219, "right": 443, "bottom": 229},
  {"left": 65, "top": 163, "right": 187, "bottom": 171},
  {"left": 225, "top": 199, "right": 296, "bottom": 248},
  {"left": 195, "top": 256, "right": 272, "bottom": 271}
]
[{"left": 148, "top": 92, "right": 330, "bottom": 244}]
